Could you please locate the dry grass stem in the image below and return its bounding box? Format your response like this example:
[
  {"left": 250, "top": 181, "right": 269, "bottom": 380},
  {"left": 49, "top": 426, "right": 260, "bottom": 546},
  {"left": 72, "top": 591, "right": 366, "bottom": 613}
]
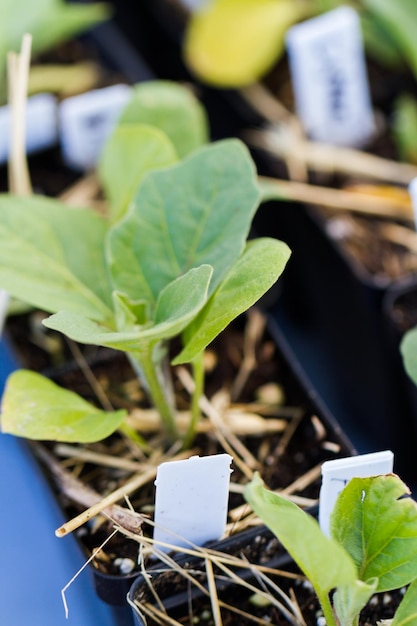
[
  {"left": 259, "top": 176, "right": 413, "bottom": 221},
  {"left": 176, "top": 366, "right": 256, "bottom": 479},
  {"left": 251, "top": 126, "right": 417, "bottom": 184},
  {"left": 53, "top": 443, "right": 146, "bottom": 472},
  {"left": 55, "top": 449, "right": 193, "bottom": 537},
  {"left": 206, "top": 557, "right": 223, "bottom": 626},
  {"left": 59, "top": 172, "right": 105, "bottom": 210},
  {"left": 231, "top": 309, "right": 266, "bottom": 401},
  {"left": 8, "top": 33, "right": 32, "bottom": 196},
  {"left": 379, "top": 222, "right": 417, "bottom": 253},
  {"left": 239, "top": 83, "right": 308, "bottom": 182},
  {"left": 33, "top": 442, "right": 144, "bottom": 535}
]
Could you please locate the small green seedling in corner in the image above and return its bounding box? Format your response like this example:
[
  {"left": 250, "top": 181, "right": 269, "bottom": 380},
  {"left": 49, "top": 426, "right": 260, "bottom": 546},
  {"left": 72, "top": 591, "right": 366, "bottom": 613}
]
[
  {"left": 245, "top": 473, "right": 417, "bottom": 626},
  {"left": 0, "top": 81, "right": 290, "bottom": 447}
]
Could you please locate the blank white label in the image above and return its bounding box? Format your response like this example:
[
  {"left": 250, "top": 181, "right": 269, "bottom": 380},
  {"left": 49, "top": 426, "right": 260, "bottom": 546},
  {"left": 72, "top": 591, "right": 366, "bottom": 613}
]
[
  {"left": 319, "top": 450, "right": 394, "bottom": 536},
  {"left": 153, "top": 454, "right": 233, "bottom": 552},
  {"left": 58, "top": 83, "right": 132, "bottom": 171},
  {"left": 0, "top": 92, "right": 58, "bottom": 164},
  {"left": 286, "top": 6, "right": 374, "bottom": 147}
]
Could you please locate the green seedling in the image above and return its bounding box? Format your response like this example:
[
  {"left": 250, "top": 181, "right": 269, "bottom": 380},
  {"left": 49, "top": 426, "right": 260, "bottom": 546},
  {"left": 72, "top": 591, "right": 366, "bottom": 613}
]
[
  {"left": 245, "top": 473, "right": 417, "bottom": 626},
  {"left": 0, "top": 0, "right": 110, "bottom": 101},
  {"left": 0, "top": 99, "right": 290, "bottom": 446}
]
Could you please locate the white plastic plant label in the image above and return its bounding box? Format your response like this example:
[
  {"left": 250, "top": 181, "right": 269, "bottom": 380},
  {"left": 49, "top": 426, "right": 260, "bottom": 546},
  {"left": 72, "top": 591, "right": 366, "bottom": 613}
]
[
  {"left": 319, "top": 450, "right": 394, "bottom": 536},
  {"left": 0, "top": 92, "right": 58, "bottom": 164},
  {"left": 409, "top": 178, "right": 417, "bottom": 228},
  {"left": 153, "top": 454, "right": 233, "bottom": 551},
  {"left": 58, "top": 83, "right": 132, "bottom": 171},
  {"left": 177, "top": 0, "right": 208, "bottom": 10},
  {"left": 286, "top": 6, "right": 374, "bottom": 147}
]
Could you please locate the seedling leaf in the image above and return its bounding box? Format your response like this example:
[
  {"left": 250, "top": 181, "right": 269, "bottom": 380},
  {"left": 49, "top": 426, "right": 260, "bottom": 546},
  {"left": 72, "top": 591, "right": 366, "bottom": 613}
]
[
  {"left": 173, "top": 238, "right": 291, "bottom": 364},
  {"left": 245, "top": 473, "right": 357, "bottom": 596},
  {"left": 99, "top": 124, "right": 178, "bottom": 222},
  {"left": 0, "top": 195, "right": 113, "bottom": 321},
  {"left": 43, "top": 265, "right": 213, "bottom": 351},
  {"left": 332, "top": 578, "right": 378, "bottom": 626},
  {"left": 400, "top": 326, "right": 417, "bottom": 387},
  {"left": 391, "top": 578, "right": 417, "bottom": 626},
  {"left": 331, "top": 475, "right": 417, "bottom": 592},
  {"left": 1, "top": 370, "right": 127, "bottom": 443},
  {"left": 107, "top": 139, "right": 260, "bottom": 304},
  {"left": 119, "top": 81, "right": 209, "bottom": 158}
]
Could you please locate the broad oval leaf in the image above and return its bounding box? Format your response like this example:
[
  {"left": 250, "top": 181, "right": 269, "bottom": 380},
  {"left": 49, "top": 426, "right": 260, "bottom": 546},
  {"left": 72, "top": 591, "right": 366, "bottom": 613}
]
[
  {"left": 98, "top": 124, "right": 178, "bottom": 223},
  {"left": 43, "top": 265, "right": 213, "bottom": 352},
  {"left": 183, "top": 0, "right": 305, "bottom": 87},
  {"left": 245, "top": 473, "right": 357, "bottom": 597},
  {"left": 173, "top": 237, "right": 291, "bottom": 364},
  {"left": 107, "top": 139, "right": 260, "bottom": 305},
  {"left": 391, "top": 577, "right": 417, "bottom": 626},
  {"left": 400, "top": 326, "right": 417, "bottom": 387},
  {"left": 331, "top": 475, "right": 417, "bottom": 592},
  {"left": 119, "top": 80, "right": 209, "bottom": 158},
  {"left": 1, "top": 370, "right": 127, "bottom": 443},
  {"left": 0, "top": 195, "right": 113, "bottom": 322}
]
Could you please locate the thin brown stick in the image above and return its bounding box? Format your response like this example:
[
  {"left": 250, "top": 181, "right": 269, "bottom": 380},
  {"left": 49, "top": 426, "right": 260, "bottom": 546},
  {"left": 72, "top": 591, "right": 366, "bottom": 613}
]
[
  {"left": 32, "top": 443, "right": 144, "bottom": 535},
  {"left": 55, "top": 449, "right": 194, "bottom": 537},
  {"left": 259, "top": 175, "right": 413, "bottom": 221}
]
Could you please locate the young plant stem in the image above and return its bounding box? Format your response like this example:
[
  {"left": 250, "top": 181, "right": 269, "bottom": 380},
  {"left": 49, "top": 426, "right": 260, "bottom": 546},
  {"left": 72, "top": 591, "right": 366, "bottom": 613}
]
[
  {"left": 317, "top": 590, "right": 338, "bottom": 626},
  {"left": 129, "top": 344, "right": 179, "bottom": 442},
  {"left": 182, "top": 351, "right": 205, "bottom": 449}
]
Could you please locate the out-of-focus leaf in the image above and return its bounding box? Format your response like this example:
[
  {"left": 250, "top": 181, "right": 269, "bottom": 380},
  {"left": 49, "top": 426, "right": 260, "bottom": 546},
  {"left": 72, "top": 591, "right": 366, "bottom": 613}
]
[
  {"left": 392, "top": 94, "right": 417, "bottom": 164},
  {"left": 183, "top": 0, "right": 307, "bottom": 87}
]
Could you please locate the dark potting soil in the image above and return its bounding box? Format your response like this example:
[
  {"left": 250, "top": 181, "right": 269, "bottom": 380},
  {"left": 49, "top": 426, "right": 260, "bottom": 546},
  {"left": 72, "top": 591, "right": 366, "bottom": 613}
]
[
  {"left": 131, "top": 561, "right": 408, "bottom": 626},
  {"left": 12, "top": 312, "right": 353, "bottom": 577}
]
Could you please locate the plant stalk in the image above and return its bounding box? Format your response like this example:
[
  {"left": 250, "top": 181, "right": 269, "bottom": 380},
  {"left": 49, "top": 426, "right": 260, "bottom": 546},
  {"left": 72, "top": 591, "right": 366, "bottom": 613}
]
[
  {"left": 129, "top": 343, "right": 178, "bottom": 442},
  {"left": 317, "top": 590, "right": 338, "bottom": 626}
]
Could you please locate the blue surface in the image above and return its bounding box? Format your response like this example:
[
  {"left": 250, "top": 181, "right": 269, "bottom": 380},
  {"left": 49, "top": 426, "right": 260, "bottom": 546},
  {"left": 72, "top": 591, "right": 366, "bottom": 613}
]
[{"left": 0, "top": 337, "right": 116, "bottom": 626}]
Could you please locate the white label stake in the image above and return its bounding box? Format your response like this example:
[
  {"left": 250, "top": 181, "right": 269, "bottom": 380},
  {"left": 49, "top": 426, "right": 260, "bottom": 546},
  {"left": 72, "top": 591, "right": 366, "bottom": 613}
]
[
  {"left": 153, "top": 454, "right": 233, "bottom": 552},
  {"left": 319, "top": 450, "right": 394, "bottom": 536},
  {"left": 59, "top": 83, "right": 132, "bottom": 171},
  {"left": 286, "top": 6, "right": 374, "bottom": 147}
]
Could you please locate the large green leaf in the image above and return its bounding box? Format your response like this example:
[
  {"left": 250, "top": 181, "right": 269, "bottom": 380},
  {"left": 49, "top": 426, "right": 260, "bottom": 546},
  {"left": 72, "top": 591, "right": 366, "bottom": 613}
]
[
  {"left": 1, "top": 370, "right": 126, "bottom": 443},
  {"left": 107, "top": 139, "right": 260, "bottom": 305},
  {"left": 400, "top": 326, "right": 417, "bottom": 387},
  {"left": 119, "top": 81, "right": 209, "bottom": 158},
  {"left": 391, "top": 578, "right": 417, "bottom": 626},
  {"left": 173, "top": 237, "right": 291, "bottom": 364},
  {"left": 43, "top": 265, "right": 213, "bottom": 352},
  {"left": 331, "top": 475, "right": 417, "bottom": 592},
  {"left": 0, "top": 195, "right": 113, "bottom": 322},
  {"left": 183, "top": 0, "right": 306, "bottom": 87},
  {"left": 98, "top": 124, "right": 178, "bottom": 222},
  {"left": 245, "top": 473, "right": 357, "bottom": 597}
]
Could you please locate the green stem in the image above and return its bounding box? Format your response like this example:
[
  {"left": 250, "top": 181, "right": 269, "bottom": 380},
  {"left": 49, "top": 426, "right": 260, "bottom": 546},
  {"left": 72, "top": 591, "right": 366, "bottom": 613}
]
[
  {"left": 317, "top": 590, "right": 337, "bottom": 626},
  {"left": 182, "top": 351, "right": 205, "bottom": 449},
  {"left": 129, "top": 343, "right": 178, "bottom": 442}
]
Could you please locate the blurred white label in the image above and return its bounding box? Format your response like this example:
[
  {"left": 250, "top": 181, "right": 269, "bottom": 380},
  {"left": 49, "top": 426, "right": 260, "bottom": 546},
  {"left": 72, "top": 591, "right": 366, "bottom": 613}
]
[
  {"left": 153, "top": 454, "right": 232, "bottom": 552},
  {"left": 286, "top": 6, "right": 374, "bottom": 147},
  {"left": 177, "top": 0, "right": 208, "bottom": 10},
  {"left": 319, "top": 450, "right": 394, "bottom": 536},
  {"left": 409, "top": 178, "right": 417, "bottom": 229},
  {"left": 59, "top": 83, "right": 132, "bottom": 171},
  {"left": 0, "top": 92, "right": 58, "bottom": 164}
]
